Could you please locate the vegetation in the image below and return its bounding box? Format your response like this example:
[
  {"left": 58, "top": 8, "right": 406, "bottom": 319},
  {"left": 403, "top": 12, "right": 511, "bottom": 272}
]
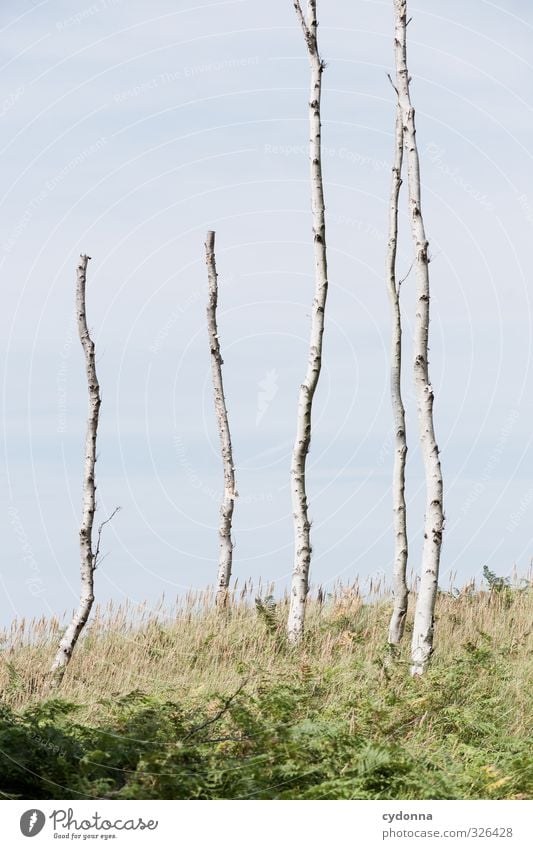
[{"left": 0, "top": 578, "right": 531, "bottom": 800}]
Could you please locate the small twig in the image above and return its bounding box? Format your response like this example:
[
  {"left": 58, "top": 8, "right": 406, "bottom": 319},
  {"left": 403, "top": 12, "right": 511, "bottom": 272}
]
[
  {"left": 196, "top": 735, "right": 252, "bottom": 745},
  {"left": 387, "top": 72, "right": 399, "bottom": 97},
  {"left": 182, "top": 679, "right": 249, "bottom": 742},
  {"left": 93, "top": 506, "right": 121, "bottom": 570},
  {"left": 397, "top": 261, "right": 414, "bottom": 291}
]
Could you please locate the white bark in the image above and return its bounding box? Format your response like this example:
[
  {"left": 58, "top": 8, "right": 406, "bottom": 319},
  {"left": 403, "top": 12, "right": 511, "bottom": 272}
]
[
  {"left": 51, "top": 255, "right": 101, "bottom": 683},
  {"left": 288, "top": 0, "right": 329, "bottom": 644},
  {"left": 387, "top": 103, "right": 409, "bottom": 646},
  {"left": 393, "top": 0, "right": 444, "bottom": 674},
  {"left": 205, "top": 231, "right": 236, "bottom": 608}
]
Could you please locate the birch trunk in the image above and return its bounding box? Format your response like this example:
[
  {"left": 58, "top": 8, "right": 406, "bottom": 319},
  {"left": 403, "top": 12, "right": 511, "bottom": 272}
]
[
  {"left": 393, "top": 0, "right": 444, "bottom": 674},
  {"left": 205, "top": 231, "right": 236, "bottom": 608},
  {"left": 386, "top": 104, "right": 409, "bottom": 646},
  {"left": 50, "top": 255, "right": 101, "bottom": 683},
  {"left": 288, "top": 0, "right": 329, "bottom": 644}
]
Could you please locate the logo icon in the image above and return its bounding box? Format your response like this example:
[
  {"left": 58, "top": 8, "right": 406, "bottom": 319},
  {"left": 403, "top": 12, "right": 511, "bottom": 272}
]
[
  {"left": 256, "top": 369, "right": 279, "bottom": 426},
  {"left": 20, "top": 810, "right": 46, "bottom": 837}
]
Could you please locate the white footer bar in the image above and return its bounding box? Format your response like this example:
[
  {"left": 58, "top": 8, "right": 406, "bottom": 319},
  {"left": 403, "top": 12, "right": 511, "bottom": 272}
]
[{"left": 2, "top": 799, "right": 531, "bottom": 848}]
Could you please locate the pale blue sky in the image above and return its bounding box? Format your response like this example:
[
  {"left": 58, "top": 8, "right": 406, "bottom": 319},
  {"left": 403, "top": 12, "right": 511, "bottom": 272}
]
[{"left": 1, "top": 0, "right": 532, "bottom": 623}]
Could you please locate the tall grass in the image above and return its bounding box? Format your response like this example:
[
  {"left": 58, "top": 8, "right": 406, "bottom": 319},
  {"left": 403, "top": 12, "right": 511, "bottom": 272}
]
[
  {"left": 0, "top": 577, "right": 531, "bottom": 799},
  {"left": 0, "top": 577, "right": 530, "bottom": 712}
]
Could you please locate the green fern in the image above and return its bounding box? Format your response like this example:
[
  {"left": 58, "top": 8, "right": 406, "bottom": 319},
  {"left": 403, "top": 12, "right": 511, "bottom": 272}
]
[{"left": 255, "top": 595, "right": 278, "bottom": 634}]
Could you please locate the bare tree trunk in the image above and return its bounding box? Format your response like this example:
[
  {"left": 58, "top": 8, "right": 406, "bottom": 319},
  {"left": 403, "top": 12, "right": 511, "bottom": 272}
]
[
  {"left": 393, "top": 0, "right": 444, "bottom": 674},
  {"left": 205, "top": 231, "right": 237, "bottom": 608},
  {"left": 386, "top": 103, "right": 409, "bottom": 647},
  {"left": 288, "top": 0, "right": 329, "bottom": 644},
  {"left": 50, "top": 255, "right": 101, "bottom": 684}
]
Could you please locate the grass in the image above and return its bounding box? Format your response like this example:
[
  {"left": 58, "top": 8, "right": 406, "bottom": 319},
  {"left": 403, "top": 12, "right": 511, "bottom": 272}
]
[{"left": 0, "top": 576, "right": 531, "bottom": 799}]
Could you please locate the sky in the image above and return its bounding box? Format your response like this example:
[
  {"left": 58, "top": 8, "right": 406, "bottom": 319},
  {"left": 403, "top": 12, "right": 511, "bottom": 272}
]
[{"left": 1, "top": 0, "right": 532, "bottom": 625}]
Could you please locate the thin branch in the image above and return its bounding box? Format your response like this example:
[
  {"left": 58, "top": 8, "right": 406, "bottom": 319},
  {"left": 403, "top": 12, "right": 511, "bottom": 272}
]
[
  {"left": 397, "top": 261, "right": 414, "bottom": 291},
  {"left": 293, "top": 0, "right": 309, "bottom": 39},
  {"left": 195, "top": 735, "right": 252, "bottom": 745},
  {"left": 182, "top": 679, "right": 249, "bottom": 742},
  {"left": 93, "top": 506, "right": 121, "bottom": 570},
  {"left": 387, "top": 72, "right": 399, "bottom": 97}
]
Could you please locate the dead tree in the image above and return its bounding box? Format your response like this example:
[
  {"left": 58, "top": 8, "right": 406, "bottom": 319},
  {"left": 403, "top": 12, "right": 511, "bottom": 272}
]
[
  {"left": 386, "top": 101, "right": 409, "bottom": 647},
  {"left": 393, "top": 0, "right": 445, "bottom": 674},
  {"left": 50, "top": 255, "right": 118, "bottom": 684},
  {"left": 288, "top": 0, "right": 330, "bottom": 644},
  {"left": 205, "top": 231, "right": 237, "bottom": 608}
]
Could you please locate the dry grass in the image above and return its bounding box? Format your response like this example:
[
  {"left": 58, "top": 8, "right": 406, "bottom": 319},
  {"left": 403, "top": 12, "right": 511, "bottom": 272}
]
[
  {"left": 1, "top": 576, "right": 531, "bottom": 734},
  {"left": 0, "top": 576, "right": 531, "bottom": 800}
]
